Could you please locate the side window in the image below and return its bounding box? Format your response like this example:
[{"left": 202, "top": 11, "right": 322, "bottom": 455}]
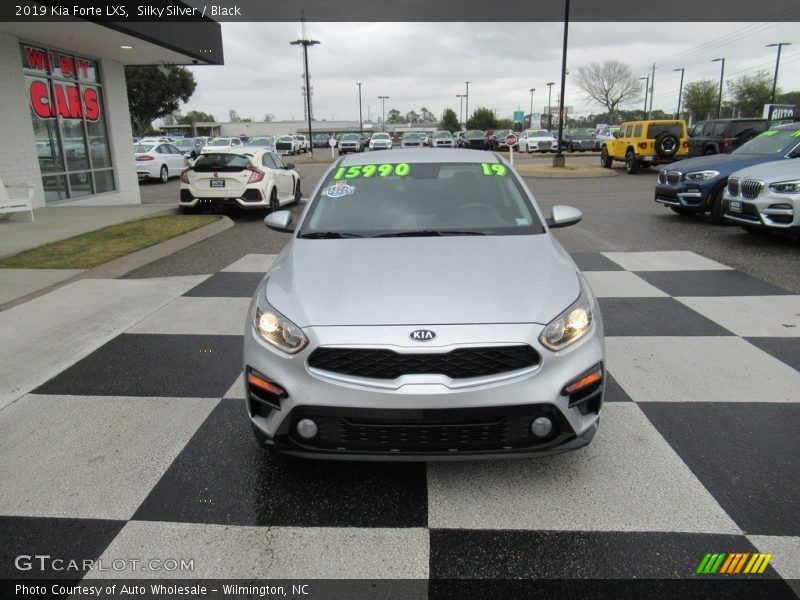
[
  {"left": 692, "top": 123, "right": 704, "bottom": 136},
  {"left": 633, "top": 125, "right": 642, "bottom": 138},
  {"left": 623, "top": 125, "right": 632, "bottom": 138},
  {"left": 168, "top": 144, "right": 181, "bottom": 154},
  {"left": 702, "top": 122, "right": 715, "bottom": 136},
  {"left": 261, "top": 153, "right": 277, "bottom": 169},
  {"left": 272, "top": 153, "right": 286, "bottom": 169},
  {"left": 713, "top": 122, "right": 727, "bottom": 136},
  {"left": 156, "top": 144, "right": 168, "bottom": 154}
]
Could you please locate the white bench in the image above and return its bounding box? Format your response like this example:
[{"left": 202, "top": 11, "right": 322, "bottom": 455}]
[{"left": 0, "top": 178, "right": 36, "bottom": 222}]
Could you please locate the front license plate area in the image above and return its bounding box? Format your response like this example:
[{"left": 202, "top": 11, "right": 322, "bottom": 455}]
[
  {"left": 729, "top": 200, "right": 742, "bottom": 213},
  {"left": 210, "top": 179, "right": 225, "bottom": 188}
]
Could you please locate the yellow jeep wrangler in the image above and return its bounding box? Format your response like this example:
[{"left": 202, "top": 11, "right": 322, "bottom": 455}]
[{"left": 600, "top": 120, "right": 689, "bottom": 174}]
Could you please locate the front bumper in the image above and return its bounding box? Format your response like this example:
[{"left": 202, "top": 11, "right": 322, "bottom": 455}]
[
  {"left": 243, "top": 317, "right": 604, "bottom": 461},
  {"left": 722, "top": 193, "right": 800, "bottom": 232},
  {"left": 654, "top": 182, "right": 712, "bottom": 212}
]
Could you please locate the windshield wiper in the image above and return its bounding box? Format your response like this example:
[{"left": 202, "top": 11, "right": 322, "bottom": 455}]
[
  {"left": 374, "top": 230, "right": 487, "bottom": 238},
  {"left": 298, "top": 231, "right": 364, "bottom": 239}
]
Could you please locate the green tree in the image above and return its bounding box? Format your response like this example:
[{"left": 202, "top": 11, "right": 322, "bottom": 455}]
[
  {"left": 386, "top": 109, "right": 406, "bottom": 124},
  {"left": 775, "top": 90, "right": 800, "bottom": 107},
  {"left": 125, "top": 65, "right": 196, "bottom": 137},
  {"left": 177, "top": 110, "right": 216, "bottom": 125},
  {"left": 465, "top": 107, "right": 498, "bottom": 130},
  {"left": 575, "top": 60, "right": 643, "bottom": 125},
  {"left": 439, "top": 108, "right": 460, "bottom": 132},
  {"left": 228, "top": 109, "right": 241, "bottom": 123},
  {"left": 727, "top": 71, "right": 775, "bottom": 117},
  {"left": 420, "top": 107, "right": 436, "bottom": 123},
  {"left": 405, "top": 110, "right": 420, "bottom": 123},
  {"left": 683, "top": 79, "right": 719, "bottom": 122}
]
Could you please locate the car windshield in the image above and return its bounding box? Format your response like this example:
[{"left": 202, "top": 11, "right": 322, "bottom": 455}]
[
  {"left": 314, "top": 134, "right": 328, "bottom": 140},
  {"left": 733, "top": 129, "right": 800, "bottom": 155},
  {"left": 531, "top": 130, "right": 550, "bottom": 136},
  {"left": 299, "top": 161, "right": 545, "bottom": 238},
  {"left": 278, "top": 136, "right": 293, "bottom": 141},
  {"left": 192, "top": 153, "right": 250, "bottom": 171},
  {"left": 133, "top": 144, "right": 154, "bottom": 153},
  {"left": 403, "top": 133, "right": 420, "bottom": 139},
  {"left": 373, "top": 134, "right": 390, "bottom": 139},
  {"left": 206, "top": 139, "right": 230, "bottom": 146},
  {"left": 176, "top": 139, "right": 194, "bottom": 147},
  {"left": 466, "top": 130, "right": 483, "bottom": 137},
  {"left": 342, "top": 134, "right": 361, "bottom": 140},
  {"left": 647, "top": 123, "right": 683, "bottom": 138},
  {"left": 434, "top": 132, "right": 451, "bottom": 137},
  {"left": 248, "top": 137, "right": 273, "bottom": 145}
]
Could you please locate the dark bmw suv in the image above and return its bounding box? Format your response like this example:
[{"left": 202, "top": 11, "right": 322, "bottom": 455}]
[
  {"left": 688, "top": 118, "right": 768, "bottom": 157},
  {"left": 654, "top": 122, "right": 800, "bottom": 221}
]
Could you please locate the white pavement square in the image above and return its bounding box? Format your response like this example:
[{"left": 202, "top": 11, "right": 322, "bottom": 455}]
[
  {"left": 605, "top": 337, "right": 800, "bottom": 403},
  {"left": 582, "top": 271, "right": 669, "bottom": 298},
  {"left": 747, "top": 535, "right": 800, "bottom": 582},
  {"left": 0, "top": 394, "right": 218, "bottom": 520},
  {"left": 426, "top": 403, "right": 740, "bottom": 534},
  {"left": 224, "top": 371, "right": 245, "bottom": 399},
  {"left": 676, "top": 296, "right": 800, "bottom": 337},
  {"left": 0, "top": 268, "right": 85, "bottom": 305},
  {"left": 127, "top": 297, "right": 253, "bottom": 335},
  {"left": 221, "top": 254, "right": 277, "bottom": 273},
  {"left": 602, "top": 251, "right": 733, "bottom": 272}
]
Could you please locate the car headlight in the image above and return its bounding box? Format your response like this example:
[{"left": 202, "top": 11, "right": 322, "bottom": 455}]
[
  {"left": 685, "top": 170, "right": 720, "bottom": 181},
  {"left": 768, "top": 180, "right": 800, "bottom": 194},
  {"left": 255, "top": 298, "right": 308, "bottom": 355},
  {"left": 539, "top": 277, "right": 595, "bottom": 351}
]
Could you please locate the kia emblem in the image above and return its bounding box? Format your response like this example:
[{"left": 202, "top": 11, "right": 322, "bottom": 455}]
[{"left": 409, "top": 329, "right": 436, "bottom": 342}]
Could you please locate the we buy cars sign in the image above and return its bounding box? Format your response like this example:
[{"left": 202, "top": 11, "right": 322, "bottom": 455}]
[{"left": 23, "top": 46, "right": 100, "bottom": 121}]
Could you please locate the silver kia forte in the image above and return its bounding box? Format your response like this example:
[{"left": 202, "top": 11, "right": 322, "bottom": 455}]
[{"left": 244, "top": 149, "right": 604, "bottom": 460}]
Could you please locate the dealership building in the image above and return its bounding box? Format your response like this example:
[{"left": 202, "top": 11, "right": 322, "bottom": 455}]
[{"left": 0, "top": 17, "right": 223, "bottom": 207}]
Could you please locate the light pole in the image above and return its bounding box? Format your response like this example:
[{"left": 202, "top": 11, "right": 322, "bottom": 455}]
[
  {"left": 553, "top": 0, "right": 570, "bottom": 168},
  {"left": 673, "top": 68, "right": 685, "bottom": 119},
  {"left": 712, "top": 57, "right": 725, "bottom": 118},
  {"left": 640, "top": 76, "right": 649, "bottom": 119},
  {"left": 528, "top": 88, "right": 535, "bottom": 129},
  {"left": 290, "top": 34, "right": 320, "bottom": 156},
  {"left": 378, "top": 95, "right": 389, "bottom": 132},
  {"left": 767, "top": 43, "right": 791, "bottom": 104},
  {"left": 356, "top": 82, "right": 363, "bottom": 135},
  {"left": 546, "top": 82, "right": 554, "bottom": 130},
  {"left": 456, "top": 94, "right": 465, "bottom": 128},
  {"left": 465, "top": 81, "right": 470, "bottom": 126}
]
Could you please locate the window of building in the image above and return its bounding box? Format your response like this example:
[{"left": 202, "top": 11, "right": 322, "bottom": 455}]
[{"left": 21, "top": 44, "right": 114, "bottom": 202}]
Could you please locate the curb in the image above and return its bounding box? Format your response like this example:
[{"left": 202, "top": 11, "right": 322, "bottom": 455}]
[{"left": 0, "top": 215, "right": 234, "bottom": 311}]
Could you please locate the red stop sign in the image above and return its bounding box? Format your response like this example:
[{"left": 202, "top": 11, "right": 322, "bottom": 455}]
[{"left": 505, "top": 133, "right": 517, "bottom": 146}]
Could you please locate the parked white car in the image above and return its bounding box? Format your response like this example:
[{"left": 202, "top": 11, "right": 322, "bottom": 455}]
[
  {"left": 243, "top": 136, "right": 276, "bottom": 152},
  {"left": 723, "top": 159, "right": 800, "bottom": 236},
  {"left": 431, "top": 131, "right": 454, "bottom": 148},
  {"left": 138, "top": 136, "right": 175, "bottom": 144},
  {"left": 276, "top": 135, "right": 302, "bottom": 155},
  {"left": 293, "top": 135, "right": 309, "bottom": 153},
  {"left": 201, "top": 137, "right": 245, "bottom": 154},
  {"left": 518, "top": 129, "right": 558, "bottom": 153},
  {"left": 135, "top": 141, "right": 186, "bottom": 183},
  {"left": 369, "top": 132, "right": 393, "bottom": 151},
  {"left": 179, "top": 149, "right": 301, "bottom": 213}
]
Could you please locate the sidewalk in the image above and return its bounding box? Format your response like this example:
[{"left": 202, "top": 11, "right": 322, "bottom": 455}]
[{"left": 0, "top": 204, "right": 231, "bottom": 309}]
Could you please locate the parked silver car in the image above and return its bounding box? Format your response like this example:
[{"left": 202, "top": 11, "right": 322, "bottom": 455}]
[
  {"left": 243, "top": 149, "right": 604, "bottom": 460},
  {"left": 723, "top": 159, "right": 800, "bottom": 236}
]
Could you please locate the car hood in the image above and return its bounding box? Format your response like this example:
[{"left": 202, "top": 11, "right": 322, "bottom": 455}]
[
  {"left": 668, "top": 152, "right": 785, "bottom": 175},
  {"left": 265, "top": 236, "right": 580, "bottom": 327},
  {"left": 729, "top": 159, "right": 798, "bottom": 181}
]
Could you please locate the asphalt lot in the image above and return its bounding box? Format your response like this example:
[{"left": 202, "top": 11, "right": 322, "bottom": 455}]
[{"left": 132, "top": 154, "right": 800, "bottom": 294}]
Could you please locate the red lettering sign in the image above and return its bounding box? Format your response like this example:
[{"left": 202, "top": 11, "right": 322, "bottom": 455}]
[
  {"left": 28, "top": 81, "right": 101, "bottom": 122},
  {"left": 29, "top": 80, "right": 51, "bottom": 118},
  {"left": 24, "top": 47, "right": 50, "bottom": 72},
  {"left": 58, "top": 54, "right": 76, "bottom": 78},
  {"left": 76, "top": 59, "right": 90, "bottom": 80},
  {"left": 83, "top": 88, "right": 99, "bottom": 121}
]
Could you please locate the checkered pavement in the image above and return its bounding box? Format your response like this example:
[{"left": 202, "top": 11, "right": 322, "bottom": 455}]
[{"left": 1, "top": 251, "right": 798, "bottom": 596}]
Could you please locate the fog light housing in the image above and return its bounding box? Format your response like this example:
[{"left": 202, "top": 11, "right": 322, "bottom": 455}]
[
  {"left": 531, "top": 417, "right": 553, "bottom": 438},
  {"left": 296, "top": 419, "right": 318, "bottom": 439}
]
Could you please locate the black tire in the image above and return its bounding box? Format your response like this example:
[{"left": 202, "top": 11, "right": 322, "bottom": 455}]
[
  {"left": 600, "top": 148, "right": 612, "bottom": 168},
  {"left": 159, "top": 165, "right": 169, "bottom": 183},
  {"left": 654, "top": 132, "right": 679, "bottom": 159},
  {"left": 709, "top": 187, "right": 726, "bottom": 223},
  {"left": 741, "top": 225, "right": 769, "bottom": 235},
  {"left": 625, "top": 150, "right": 640, "bottom": 174},
  {"left": 703, "top": 147, "right": 716, "bottom": 156},
  {"left": 293, "top": 179, "right": 301, "bottom": 204},
  {"left": 670, "top": 206, "right": 695, "bottom": 216},
  {"left": 179, "top": 205, "right": 199, "bottom": 214},
  {"left": 269, "top": 188, "right": 280, "bottom": 213}
]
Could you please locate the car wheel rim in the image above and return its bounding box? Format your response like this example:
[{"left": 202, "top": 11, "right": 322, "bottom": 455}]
[
  {"left": 271, "top": 193, "right": 279, "bottom": 212},
  {"left": 160, "top": 167, "right": 168, "bottom": 182}
]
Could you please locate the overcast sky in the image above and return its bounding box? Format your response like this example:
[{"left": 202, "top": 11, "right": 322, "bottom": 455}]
[{"left": 181, "top": 22, "right": 799, "bottom": 124}]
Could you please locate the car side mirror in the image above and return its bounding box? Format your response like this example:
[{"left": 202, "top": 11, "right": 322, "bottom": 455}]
[
  {"left": 546, "top": 205, "right": 582, "bottom": 229},
  {"left": 264, "top": 210, "right": 295, "bottom": 232},
  {"left": 284, "top": 163, "right": 295, "bottom": 170},
  {"left": 186, "top": 158, "right": 196, "bottom": 168}
]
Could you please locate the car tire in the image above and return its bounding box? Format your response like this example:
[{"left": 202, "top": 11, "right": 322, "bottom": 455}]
[
  {"left": 654, "top": 132, "right": 679, "bottom": 159},
  {"left": 179, "top": 205, "right": 199, "bottom": 214},
  {"left": 625, "top": 150, "right": 640, "bottom": 174},
  {"left": 600, "top": 147, "right": 612, "bottom": 168},
  {"left": 741, "top": 225, "right": 769, "bottom": 235},
  {"left": 703, "top": 147, "right": 716, "bottom": 156},
  {"left": 269, "top": 188, "right": 280, "bottom": 213},
  {"left": 293, "top": 179, "right": 301, "bottom": 204},
  {"left": 159, "top": 165, "right": 169, "bottom": 183},
  {"left": 709, "top": 188, "right": 726, "bottom": 223}
]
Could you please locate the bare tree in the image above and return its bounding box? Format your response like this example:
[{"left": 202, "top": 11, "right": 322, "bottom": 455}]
[{"left": 575, "top": 61, "right": 642, "bottom": 124}]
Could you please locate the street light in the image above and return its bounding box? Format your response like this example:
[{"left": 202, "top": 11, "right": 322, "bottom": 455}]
[
  {"left": 465, "top": 81, "right": 470, "bottom": 126},
  {"left": 640, "top": 76, "right": 649, "bottom": 119},
  {"left": 456, "top": 94, "right": 465, "bottom": 128},
  {"left": 356, "top": 82, "right": 363, "bottom": 135},
  {"left": 767, "top": 43, "right": 791, "bottom": 104},
  {"left": 712, "top": 58, "right": 725, "bottom": 118},
  {"left": 546, "top": 82, "right": 555, "bottom": 131},
  {"left": 553, "top": 0, "right": 570, "bottom": 168},
  {"left": 528, "top": 88, "right": 535, "bottom": 129},
  {"left": 673, "top": 68, "right": 685, "bottom": 119},
  {"left": 290, "top": 34, "right": 320, "bottom": 156},
  {"left": 378, "top": 95, "right": 389, "bottom": 132}
]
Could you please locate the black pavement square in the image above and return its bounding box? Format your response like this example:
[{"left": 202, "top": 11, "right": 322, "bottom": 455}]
[
  {"left": 604, "top": 372, "right": 633, "bottom": 402},
  {"left": 598, "top": 297, "right": 732, "bottom": 337},
  {"left": 33, "top": 334, "right": 242, "bottom": 398},
  {"left": 133, "top": 399, "right": 428, "bottom": 528},
  {"left": 429, "top": 529, "right": 786, "bottom": 581},
  {"left": 641, "top": 402, "right": 800, "bottom": 536},
  {"left": 183, "top": 272, "right": 264, "bottom": 297},
  {"left": 635, "top": 270, "right": 792, "bottom": 297},
  {"left": 0, "top": 516, "right": 124, "bottom": 579},
  {"left": 571, "top": 252, "right": 624, "bottom": 272},
  {"left": 744, "top": 337, "right": 800, "bottom": 372}
]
